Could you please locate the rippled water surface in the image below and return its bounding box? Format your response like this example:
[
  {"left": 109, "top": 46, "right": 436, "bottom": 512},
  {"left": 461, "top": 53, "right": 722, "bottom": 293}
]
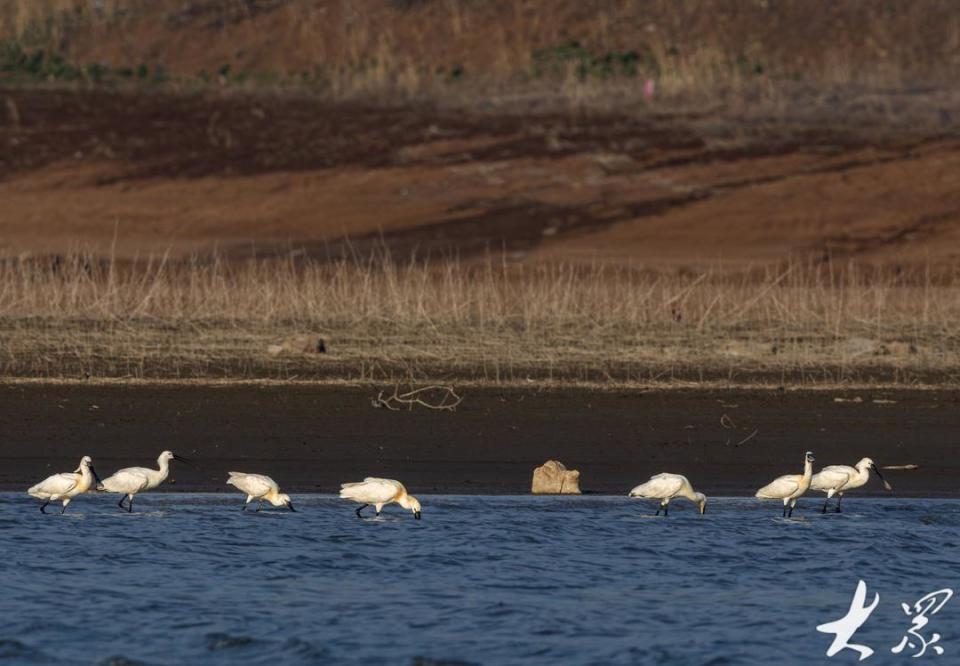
[{"left": 1, "top": 494, "right": 958, "bottom": 665}]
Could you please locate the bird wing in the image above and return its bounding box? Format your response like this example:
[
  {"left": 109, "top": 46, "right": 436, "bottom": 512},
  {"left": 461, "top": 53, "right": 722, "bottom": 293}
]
[
  {"left": 811, "top": 466, "right": 853, "bottom": 491},
  {"left": 755, "top": 474, "right": 800, "bottom": 498},
  {"left": 339, "top": 478, "right": 401, "bottom": 503},
  {"left": 630, "top": 473, "right": 684, "bottom": 499},
  {"left": 100, "top": 468, "right": 151, "bottom": 493},
  {"left": 226, "top": 472, "right": 276, "bottom": 497},
  {"left": 28, "top": 472, "right": 79, "bottom": 499}
]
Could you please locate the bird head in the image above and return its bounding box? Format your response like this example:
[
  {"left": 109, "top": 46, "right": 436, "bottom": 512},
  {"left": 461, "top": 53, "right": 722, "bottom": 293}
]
[
  {"left": 160, "top": 450, "right": 192, "bottom": 465},
  {"left": 407, "top": 496, "right": 422, "bottom": 520},
  {"left": 805, "top": 451, "right": 815, "bottom": 463},
  {"left": 860, "top": 458, "right": 893, "bottom": 490},
  {"left": 278, "top": 493, "right": 296, "bottom": 512},
  {"left": 695, "top": 493, "right": 707, "bottom": 515}
]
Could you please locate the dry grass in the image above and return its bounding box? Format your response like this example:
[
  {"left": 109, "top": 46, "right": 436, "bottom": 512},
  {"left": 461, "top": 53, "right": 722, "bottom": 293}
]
[
  {"left": 1, "top": 254, "right": 959, "bottom": 386},
  {"left": 2, "top": 1, "right": 959, "bottom": 111}
]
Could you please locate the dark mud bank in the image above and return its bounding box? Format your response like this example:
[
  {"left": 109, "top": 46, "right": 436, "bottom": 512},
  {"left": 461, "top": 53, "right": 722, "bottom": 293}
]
[{"left": 0, "top": 384, "right": 956, "bottom": 496}]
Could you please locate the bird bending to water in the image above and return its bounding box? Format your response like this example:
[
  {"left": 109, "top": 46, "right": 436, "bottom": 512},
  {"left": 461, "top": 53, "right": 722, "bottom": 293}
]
[
  {"left": 811, "top": 457, "right": 892, "bottom": 513},
  {"left": 226, "top": 472, "right": 295, "bottom": 512},
  {"left": 756, "top": 451, "right": 815, "bottom": 517},
  {"left": 339, "top": 477, "right": 421, "bottom": 519},
  {"left": 628, "top": 473, "right": 707, "bottom": 516},
  {"left": 28, "top": 455, "right": 101, "bottom": 514},
  {"left": 98, "top": 450, "right": 190, "bottom": 512}
]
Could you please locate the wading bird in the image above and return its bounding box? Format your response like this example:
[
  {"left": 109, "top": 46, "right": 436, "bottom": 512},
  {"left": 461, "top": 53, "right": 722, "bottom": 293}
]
[
  {"left": 628, "top": 473, "right": 707, "bottom": 516},
  {"left": 226, "top": 472, "right": 295, "bottom": 512},
  {"left": 98, "top": 450, "right": 190, "bottom": 512},
  {"left": 756, "top": 451, "right": 815, "bottom": 517},
  {"left": 28, "top": 455, "right": 101, "bottom": 514},
  {"left": 339, "top": 477, "right": 421, "bottom": 519},
  {"left": 811, "top": 457, "right": 892, "bottom": 513}
]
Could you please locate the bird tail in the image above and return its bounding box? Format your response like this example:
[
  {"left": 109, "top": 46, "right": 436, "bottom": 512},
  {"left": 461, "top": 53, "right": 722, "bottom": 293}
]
[
  {"left": 339, "top": 483, "right": 362, "bottom": 499},
  {"left": 755, "top": 485, "right": 775, "bottom": 499},
  {"left": 27, "top": 484, "right": 44, "bottom": 499},
  {"left": 97, "top": 478, "right": 119, "bottom": 492}
]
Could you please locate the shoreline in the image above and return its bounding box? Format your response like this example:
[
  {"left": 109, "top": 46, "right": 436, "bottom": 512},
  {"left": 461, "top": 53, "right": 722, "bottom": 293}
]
[{"left": 1, "top": 383, "right": 955, "bottom": 497}]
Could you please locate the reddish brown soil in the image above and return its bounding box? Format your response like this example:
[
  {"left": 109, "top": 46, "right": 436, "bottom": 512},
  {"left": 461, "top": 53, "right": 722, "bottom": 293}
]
[{"left": 1, "top": 87, "right": 959, "bottom": 269}]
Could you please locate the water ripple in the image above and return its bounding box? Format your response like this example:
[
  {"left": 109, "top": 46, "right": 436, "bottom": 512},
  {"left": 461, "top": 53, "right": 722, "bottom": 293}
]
[{"left": 0, "top": 495, "right": 958, "bottom": 664}]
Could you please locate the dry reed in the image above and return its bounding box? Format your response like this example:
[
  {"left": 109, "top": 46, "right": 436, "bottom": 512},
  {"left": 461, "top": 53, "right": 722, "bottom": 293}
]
[{"left": 1, "top": 255, "right": 958, "bottom": 385}]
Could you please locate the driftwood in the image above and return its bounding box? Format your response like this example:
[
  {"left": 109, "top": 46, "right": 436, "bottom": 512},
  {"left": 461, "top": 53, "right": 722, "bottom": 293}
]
[{"left": 371, "top": 385, "right": 462, "bottom": 412}]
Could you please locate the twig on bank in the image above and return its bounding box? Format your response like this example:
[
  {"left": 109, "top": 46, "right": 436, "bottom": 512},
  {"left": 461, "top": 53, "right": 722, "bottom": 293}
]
[
  {"left": 733, "top": 428, "right": 758, "bottom": 447},
  {"left": 372, "top": 385, "right": 463, "bottom": 411}
]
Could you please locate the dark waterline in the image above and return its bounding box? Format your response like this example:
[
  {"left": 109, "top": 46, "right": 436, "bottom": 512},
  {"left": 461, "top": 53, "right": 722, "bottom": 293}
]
[{"left": 1, "top": 494, "right": 958, "bottom": 665}]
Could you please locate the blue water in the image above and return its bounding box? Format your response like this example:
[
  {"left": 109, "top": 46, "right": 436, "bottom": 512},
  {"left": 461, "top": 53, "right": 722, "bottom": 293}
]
[{"left": 1, "top": 494, "right": 958, "bottom": 665}]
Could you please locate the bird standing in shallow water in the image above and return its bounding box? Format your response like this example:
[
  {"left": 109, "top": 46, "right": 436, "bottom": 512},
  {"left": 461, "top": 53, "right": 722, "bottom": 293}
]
[
  {"left": 28, "top": 455, "right": 101, "bottom": 514},
  {"left": 339, "top": 477, "right": 421, "bottom": 519},
  {"left": 226, "top": 472, "right": 295, "bottom": 512},
  {"left": 811, "top": 457, "right": 892, "bottom": 513},
  {"left": 755, "top": 451, "right": 815, "bottom": 517},
  {"left": 628, "top": 473, "right": 707, "bottom": 516},
  {"left": 98, "top": 450, "right": 190, "bottom": 512}
]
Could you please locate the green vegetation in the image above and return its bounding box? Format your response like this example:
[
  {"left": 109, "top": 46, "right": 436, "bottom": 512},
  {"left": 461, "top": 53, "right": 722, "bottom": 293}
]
[{"left": 532, "top": 41, "right": 659, "bottom": 81}]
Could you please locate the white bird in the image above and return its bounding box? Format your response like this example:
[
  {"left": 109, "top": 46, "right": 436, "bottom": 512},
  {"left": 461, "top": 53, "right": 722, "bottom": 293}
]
[
  {"left": 755, "top": 451, "right": 815, "bottom": 517},
  {"left": 628, "top": 473, "right": 707, "bottom": 516},
  {"left": 98, "top": 450, "right": 190, "bottom": 512},
  {"left": 811, "top": 457, "right": 892, "bottom": 513},
  {"left": 226, "top": 472, "right": 295, "bottom": 512},
  {"left": 28, "top": 455, "right": 102, "bottom": 514},
  {"left": 339, "top": 477, "right": 422, "bottom": 519}
]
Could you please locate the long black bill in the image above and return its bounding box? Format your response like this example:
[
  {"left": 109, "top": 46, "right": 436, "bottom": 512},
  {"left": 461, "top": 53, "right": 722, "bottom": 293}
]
[
  {"left": 873, "top": 465, "right": 893, "bottom": 491},
  {"left": 414, "top": 511, "right": 422, "bottom": 520},
  {"left": 287, "top": 502, "right": 296, "bottom": 512},
  {"left": 172, "top": 454, "right": 192, "bottom": 464},
  {"left": 90, "top": 466, "right": 103, "bottom": 485}
]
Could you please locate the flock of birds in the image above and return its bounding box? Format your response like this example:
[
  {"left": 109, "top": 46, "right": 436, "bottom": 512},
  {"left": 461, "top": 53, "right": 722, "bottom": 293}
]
[
  {"left": 26, "top": 450, "right": 422, "bottom": 518},
  {"left": 27, "top": 450, "right": 890, "bottom": 518}
]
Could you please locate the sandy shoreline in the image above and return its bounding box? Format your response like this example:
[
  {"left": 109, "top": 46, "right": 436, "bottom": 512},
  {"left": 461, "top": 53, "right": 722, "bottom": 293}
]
[{"left": 0, "top": 383, "right": 955, "bottom": 497}]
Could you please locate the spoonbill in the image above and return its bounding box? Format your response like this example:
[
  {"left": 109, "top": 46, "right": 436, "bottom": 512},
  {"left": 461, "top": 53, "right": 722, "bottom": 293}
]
[
  {"left": 811, "top": 457, "right": 893, "bottom": 513},
  {"left": 628, "top": 473, "right": 707, "bottom": 516},
  {"left": 226, "top": 472, "right": 295, "bottom": 512},
  {"left": 755, "top": 451, "right": 815, "bottom": 517},
  {"left": 98, "top": 450, "right": 190, "bottom": 512},
  {"left": 339, "top": 477, "right": 421, "bottom": 519},
  {"left": 28, "top": 455, "right": 102, "bottom": 514}
]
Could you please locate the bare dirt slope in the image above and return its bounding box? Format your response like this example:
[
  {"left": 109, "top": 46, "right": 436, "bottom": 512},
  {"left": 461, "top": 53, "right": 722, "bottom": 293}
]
[{"left": 1, "top": 87, "right": 959, "bottom": 269}]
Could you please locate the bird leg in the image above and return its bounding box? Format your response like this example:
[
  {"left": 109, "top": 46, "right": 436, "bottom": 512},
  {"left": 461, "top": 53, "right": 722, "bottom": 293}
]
[
  {"left": 655, "top": 506, "right": 661, "bottom": 516},
  {"left": 787, "top": 501, "right": 796, "bottom": 518},
  {"left": 835, "top": 494, "right": 843, "bottom": 513},
  {"left": 117, "top": 496, "right": 127, "bottom": 511},
  {"left": 355, "top": 503, "right": 369, "bottom": 518},
  {"left": 822, "top": 496, "right": 830, "bottom": 514},
  {"left": 39, "top": 500, "right": 49, "bottom": 514},
  {"left": 663, "top": 502, "right": 669, "bottom": 517},
  {"left": 782, "top": 504, "right": 787, "bottom": 518},
  {"left": 126, "top": 495, "right": 134, "bottom": 513},
  {"left": 60, "top": 502, "right": 69, "bottom": 515},
  {"left": 255, "top": 500, "right": 263, "bottom": 512}
]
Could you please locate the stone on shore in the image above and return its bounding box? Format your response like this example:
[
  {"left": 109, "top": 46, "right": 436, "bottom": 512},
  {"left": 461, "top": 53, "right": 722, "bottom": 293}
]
[{"left": 531, "top": 460, "right": 581, "bottom": 494}]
